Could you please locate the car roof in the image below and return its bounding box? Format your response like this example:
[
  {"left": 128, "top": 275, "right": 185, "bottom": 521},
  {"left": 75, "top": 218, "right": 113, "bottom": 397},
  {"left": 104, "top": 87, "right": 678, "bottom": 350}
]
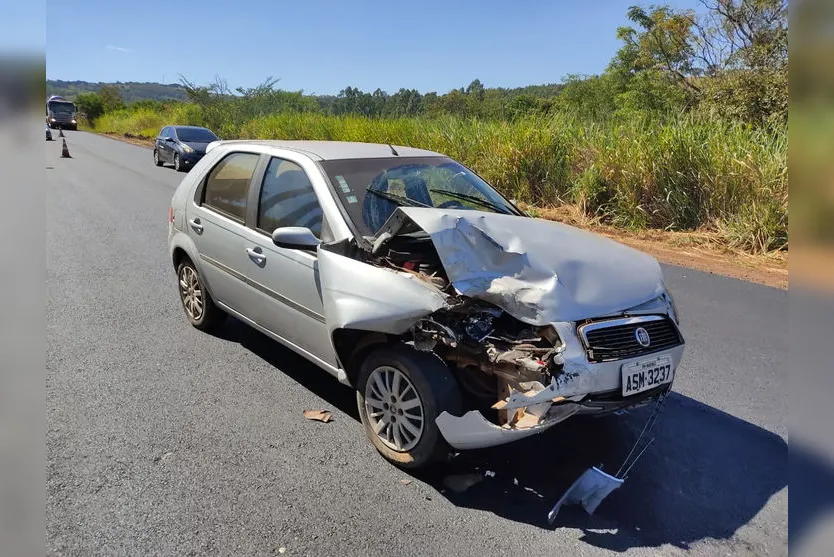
[
  {"left": 206, "top": 140, "right": 445, "bottom": 161},
  {"left": 172, "top": 125, "right": 213, "bottom": 131}
]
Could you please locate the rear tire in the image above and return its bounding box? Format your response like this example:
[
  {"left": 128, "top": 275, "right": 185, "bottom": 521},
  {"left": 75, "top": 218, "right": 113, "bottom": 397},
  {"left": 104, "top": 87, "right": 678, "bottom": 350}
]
[
  {"left": 176, "top": 259, "right": 225, "bottom": 331},
  {"left": 357, "top": 344, "right": 462, "bottom": 469}
]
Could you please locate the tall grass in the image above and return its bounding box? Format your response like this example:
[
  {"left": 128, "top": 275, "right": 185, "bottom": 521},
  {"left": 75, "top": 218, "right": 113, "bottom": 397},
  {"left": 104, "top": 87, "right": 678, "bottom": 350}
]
[{"left": 94, "top": 106, "right": 787, "bottom": 253}]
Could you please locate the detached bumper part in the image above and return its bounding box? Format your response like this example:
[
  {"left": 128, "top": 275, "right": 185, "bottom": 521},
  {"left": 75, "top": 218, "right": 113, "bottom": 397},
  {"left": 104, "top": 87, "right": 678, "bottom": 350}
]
[
  {"left": 547, "top": 466, "right": 624, "bottom": 522},
  {"left": 436, "top": 403, "right": 581, "bottom": 450}
]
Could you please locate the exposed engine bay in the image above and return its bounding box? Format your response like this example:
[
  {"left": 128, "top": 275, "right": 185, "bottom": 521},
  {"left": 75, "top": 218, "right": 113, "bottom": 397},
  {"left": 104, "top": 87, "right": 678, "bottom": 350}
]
[
  {"left": 368, "top": 230, "right": 569, "bottom": 428},
  {"left": 316, "top": 206, "right": 681, "bottom": 445}
]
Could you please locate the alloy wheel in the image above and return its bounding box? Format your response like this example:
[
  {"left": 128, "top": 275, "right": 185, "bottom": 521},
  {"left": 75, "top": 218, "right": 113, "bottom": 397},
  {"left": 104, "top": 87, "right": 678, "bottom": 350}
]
[
  {"left": 178, "top": 265, "right": 204, "bottom": 321},
  {"left": 364, "top": 366, "right": 425, "bottom": 452}
]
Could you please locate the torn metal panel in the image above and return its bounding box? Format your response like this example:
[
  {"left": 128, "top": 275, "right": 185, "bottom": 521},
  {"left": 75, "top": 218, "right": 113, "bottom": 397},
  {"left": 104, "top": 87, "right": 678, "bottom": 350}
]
[
  {"left": 388, "top": 207, "right": 665, "bottom": 326},
  {"left": 317, "top": 248, "right": 448, "bottom": 335},
  {"left": 455, "top": 317, "right": 684, "bottom": 442},
  {"left": 484, "top": 321, "right": 684, "bottom": 412},
  {"left": 436, "top": 403, "right": 581, "bottom": 450}
]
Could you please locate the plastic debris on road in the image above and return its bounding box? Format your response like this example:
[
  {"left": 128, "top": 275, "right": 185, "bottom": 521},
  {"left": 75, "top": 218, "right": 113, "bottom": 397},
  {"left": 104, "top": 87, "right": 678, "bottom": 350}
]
[
  {"left": 547, "top": 390, "right": 668, "bottom": 523},
  {"left": 547, "top": 466, "right": 624, "bottom": 522}
]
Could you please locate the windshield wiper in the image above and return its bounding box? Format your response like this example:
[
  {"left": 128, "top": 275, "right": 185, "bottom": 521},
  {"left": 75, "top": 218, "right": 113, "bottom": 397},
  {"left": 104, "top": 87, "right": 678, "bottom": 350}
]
[
  {"left": 365, "top": 188, "right": 432, "bottom": 208},
  {"left": 429, "top": 189, "right": 513, "bottom": 214}
]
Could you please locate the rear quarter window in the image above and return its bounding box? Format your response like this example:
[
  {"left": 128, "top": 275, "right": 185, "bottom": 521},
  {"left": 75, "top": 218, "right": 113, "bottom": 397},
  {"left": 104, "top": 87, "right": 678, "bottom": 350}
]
[{"left": 201, "top": 152, "right": 260, "bottom": 222}]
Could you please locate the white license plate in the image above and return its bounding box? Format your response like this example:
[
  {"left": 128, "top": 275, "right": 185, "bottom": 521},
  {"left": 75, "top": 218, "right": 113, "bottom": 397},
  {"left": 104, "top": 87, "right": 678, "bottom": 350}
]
[{"left": 621, "top": 354, "right": 674, "bottom": 397}]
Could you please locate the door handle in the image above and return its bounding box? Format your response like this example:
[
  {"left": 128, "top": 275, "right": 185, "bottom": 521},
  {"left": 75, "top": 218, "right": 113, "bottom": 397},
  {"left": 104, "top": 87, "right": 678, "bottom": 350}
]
[
  {"left": 189, "top": 218, "right": 203, "bottom": 233},
  {"left": 246, "top": 247, "right": 266, "bottom": 266}
]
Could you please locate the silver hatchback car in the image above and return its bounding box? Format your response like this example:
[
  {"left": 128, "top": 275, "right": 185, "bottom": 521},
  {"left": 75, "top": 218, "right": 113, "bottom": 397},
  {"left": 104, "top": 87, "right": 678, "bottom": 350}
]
[{"left": 168, "top": 140, "right": 685, "bottom": 469}]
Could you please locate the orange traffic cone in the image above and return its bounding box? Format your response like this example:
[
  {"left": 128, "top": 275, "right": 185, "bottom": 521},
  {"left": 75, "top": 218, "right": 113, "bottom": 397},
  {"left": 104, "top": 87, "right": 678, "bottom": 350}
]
[
  {"left": 61, "top": 138, "right": 72, "bottom": 158},
  {"left": 58, "top": 127, "right": 65, "bottom": 138}
]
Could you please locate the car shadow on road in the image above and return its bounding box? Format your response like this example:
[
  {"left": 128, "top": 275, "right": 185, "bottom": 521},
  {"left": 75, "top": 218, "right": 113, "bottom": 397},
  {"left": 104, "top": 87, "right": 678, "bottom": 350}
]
[
  {"left": 411, "top": 394, "right": 788, "bottom": 552},
  {"left": 209, "top": 317, "right": 787, "bottom": 552},
  {"left": 208, "top": 317, "right": 360, "bottom": 420}
]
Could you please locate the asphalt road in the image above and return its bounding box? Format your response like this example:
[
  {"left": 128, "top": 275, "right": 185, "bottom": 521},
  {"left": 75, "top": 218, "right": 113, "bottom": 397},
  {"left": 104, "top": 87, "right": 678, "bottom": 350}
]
[{"left": 47, "top": 131, "right": 788, "bottom": 556}]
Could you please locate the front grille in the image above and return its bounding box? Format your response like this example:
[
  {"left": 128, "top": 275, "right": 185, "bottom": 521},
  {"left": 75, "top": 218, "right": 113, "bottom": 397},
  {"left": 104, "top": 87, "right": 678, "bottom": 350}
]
[{"left": 580, "top": 316, "right": 682, "bottom": 362}]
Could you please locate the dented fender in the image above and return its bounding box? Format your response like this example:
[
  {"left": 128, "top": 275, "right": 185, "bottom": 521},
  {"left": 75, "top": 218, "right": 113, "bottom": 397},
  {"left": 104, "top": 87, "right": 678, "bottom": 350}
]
[{"left": 317, "top": 248, "right": 448, "bottom": 336}]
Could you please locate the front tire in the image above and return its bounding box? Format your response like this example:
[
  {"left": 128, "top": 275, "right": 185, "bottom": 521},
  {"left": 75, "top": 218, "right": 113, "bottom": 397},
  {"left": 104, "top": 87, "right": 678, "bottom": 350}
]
[
  {"left": 153, "top": 149, "right": 163, "bottom": 166},
  {"left": 174, "top": 153, "right": 183, "bottom": 172},
  {"left": 357, "top": 344, "right": 462, "bottom": 469},
  {"left": 176, "top": 259, "right": 225, "bottom": 331}
]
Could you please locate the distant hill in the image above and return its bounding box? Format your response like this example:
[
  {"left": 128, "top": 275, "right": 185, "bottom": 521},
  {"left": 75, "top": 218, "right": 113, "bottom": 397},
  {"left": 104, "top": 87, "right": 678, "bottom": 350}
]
[
  {"left": 46, "top": 80, "right": 188, "bottom": 102},
  {"left": 46, "top": 79, "right": 565, "bottom": 105}
]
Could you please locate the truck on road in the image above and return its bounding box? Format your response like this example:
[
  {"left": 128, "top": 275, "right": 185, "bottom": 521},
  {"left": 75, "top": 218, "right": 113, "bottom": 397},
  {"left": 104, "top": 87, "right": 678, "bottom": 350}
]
[{"left": 46, "top": 95, "right": 78, "bottom": 130}]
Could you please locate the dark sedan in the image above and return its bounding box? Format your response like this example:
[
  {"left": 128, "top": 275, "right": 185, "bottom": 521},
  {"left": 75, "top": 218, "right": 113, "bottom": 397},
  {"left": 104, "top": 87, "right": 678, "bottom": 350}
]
[{"left": 153, "top": 125, "right": 219, "bottom": 171}]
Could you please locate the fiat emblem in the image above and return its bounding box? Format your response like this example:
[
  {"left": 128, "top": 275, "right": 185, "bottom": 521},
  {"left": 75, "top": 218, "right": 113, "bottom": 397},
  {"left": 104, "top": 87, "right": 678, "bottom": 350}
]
[{"left": 634, "top": 327, "right": 651, "bottom": 347}]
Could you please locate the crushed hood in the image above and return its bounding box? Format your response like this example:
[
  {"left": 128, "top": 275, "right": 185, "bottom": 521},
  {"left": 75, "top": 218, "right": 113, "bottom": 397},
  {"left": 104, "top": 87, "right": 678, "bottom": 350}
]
[{"left": 386, "top": 207, "right": 665, "bottom": 325}]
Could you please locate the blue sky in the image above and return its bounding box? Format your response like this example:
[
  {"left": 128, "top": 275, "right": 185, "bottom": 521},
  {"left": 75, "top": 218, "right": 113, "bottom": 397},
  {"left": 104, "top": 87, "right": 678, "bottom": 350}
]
[{"left": 45, "top": 0, "right": 702, "bottom": 95}]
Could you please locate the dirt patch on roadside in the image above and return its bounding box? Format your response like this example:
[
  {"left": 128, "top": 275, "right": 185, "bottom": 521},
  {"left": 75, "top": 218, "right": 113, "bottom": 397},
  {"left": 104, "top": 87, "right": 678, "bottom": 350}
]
[
  {"left": 96, "top": 132, "right": 788, "bottom": 289},
  {"left": 523, "top": 204, "right": 788, "bottom": 290},
  {"left": 99, "top": 131, "right": 155, "bottom": 148}
]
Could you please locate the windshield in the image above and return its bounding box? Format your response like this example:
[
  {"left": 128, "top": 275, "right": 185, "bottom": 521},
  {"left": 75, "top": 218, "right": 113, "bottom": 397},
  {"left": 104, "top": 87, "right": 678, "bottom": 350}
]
[
  {"left": 175, "top": 127, "right": 218, "bottom": 142},
  {"left": 48, "top": 102, "right": 75, "bottom": 114},
  {"left": 319, "top": 156, "right": 521, "bottom": 237}
]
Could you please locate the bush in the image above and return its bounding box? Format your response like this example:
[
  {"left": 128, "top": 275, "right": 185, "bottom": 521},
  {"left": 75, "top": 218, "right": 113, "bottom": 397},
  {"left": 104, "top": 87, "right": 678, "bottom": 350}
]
[{"left": 92, "top": 104, "right": 787, "bottom": 253}]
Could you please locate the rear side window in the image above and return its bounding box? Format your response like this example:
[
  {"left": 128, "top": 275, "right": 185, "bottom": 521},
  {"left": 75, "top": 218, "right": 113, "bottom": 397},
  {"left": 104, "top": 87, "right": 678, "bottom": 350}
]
[
  {"left": 202, "top": 152, "right": 260, "bottom": 222},
  {"left": 257, "top": 157, "right": 323, "bottom": 237}
]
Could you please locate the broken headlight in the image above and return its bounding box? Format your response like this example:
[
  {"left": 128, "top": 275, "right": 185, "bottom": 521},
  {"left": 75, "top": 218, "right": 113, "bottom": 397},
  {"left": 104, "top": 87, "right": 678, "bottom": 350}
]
[{"left": 662, "top": 282, "right": 680, "bottom": 324}]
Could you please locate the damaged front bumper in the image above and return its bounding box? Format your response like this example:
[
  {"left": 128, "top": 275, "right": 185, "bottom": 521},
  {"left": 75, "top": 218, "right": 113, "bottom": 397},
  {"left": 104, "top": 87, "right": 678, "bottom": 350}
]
[
  {"left": 435, "top": 325, "right": 685, "bottom": 451},
  {"left": 437, "top": 401, "right": 583, "bottom": 451}
]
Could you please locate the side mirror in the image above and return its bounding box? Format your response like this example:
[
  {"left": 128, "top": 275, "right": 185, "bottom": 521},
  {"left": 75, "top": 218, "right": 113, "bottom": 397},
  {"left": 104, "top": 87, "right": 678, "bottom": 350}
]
[
  {"left": 272, "top": 227, "right": 320, "bottom": 251},
  {"left": 165, "top": 137, "right": 175, "bottom": 142}
]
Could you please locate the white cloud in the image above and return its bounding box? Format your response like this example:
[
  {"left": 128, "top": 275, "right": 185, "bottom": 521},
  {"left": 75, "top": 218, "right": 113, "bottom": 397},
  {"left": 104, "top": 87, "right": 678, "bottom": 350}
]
[{"left": 106, "top": 45, "right": 133, "bottom": 53}]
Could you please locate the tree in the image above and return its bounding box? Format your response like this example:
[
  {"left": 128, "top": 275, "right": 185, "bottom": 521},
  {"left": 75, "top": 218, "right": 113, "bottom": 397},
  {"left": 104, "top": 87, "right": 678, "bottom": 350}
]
[
  {"left": 74, "top": 92, "right": 104, "bottom": 122},
  {"left": 465, "top": 79, "right": 485, "bottom": 102},
  {"left": 505, "top": 95, "right": 540, "bottom": 120},
  {"left": 600, "top": 1, "right": 788, "bottom": 124},
  {"left": 615, "top": 6, "right": 701, "bottom": 95},
  {"left": 552, "top": 74, "right": 618, "bottom": 120},
  {"left": 693, "top": 0, "right": 788, "bottom": 124},
  {"left": 97, "top": 84, "right": 125, "bottom": 112},
  {"left": 421, "top": 92, "right": 440, "bottom": 116},
  {"left": 434, "top": 89, "right": 470, "bottom": 117},
  {"left": 333, "top": 86, "right": 377, "bottom": 116},
  {"left": 696, "top": 0, "right": 787, "bottom": 71}
]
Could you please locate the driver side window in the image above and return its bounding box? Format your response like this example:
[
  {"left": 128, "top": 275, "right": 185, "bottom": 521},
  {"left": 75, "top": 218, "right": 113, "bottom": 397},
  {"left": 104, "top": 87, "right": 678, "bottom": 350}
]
[{"left": 257, "top": 157, "right": 323, "bottom": 238}]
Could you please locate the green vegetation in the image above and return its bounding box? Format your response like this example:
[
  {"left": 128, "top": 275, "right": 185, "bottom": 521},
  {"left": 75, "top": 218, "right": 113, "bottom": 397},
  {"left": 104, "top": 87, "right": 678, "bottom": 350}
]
[
  {"left": 46, "top": 80, "right": 188, "bottom": 102},
  {"left": 81, "top": 1, "right": 788, "bottom": 254}
]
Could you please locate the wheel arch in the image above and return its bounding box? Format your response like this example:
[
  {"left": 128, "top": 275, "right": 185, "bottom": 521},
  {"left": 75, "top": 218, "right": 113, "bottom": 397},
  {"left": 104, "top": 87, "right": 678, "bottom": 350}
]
[
  {"left": 172, "top": 246, "right": 190, "bottom": 270},
  {"left": 169, "top": 236, "right": 219, "bottom": 301},
  {"left": 331, "top": 328, "right": 397, "bottom": 387}
]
